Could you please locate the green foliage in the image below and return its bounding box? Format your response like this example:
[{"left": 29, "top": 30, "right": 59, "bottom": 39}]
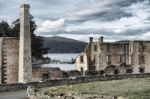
[
  {"left": 0, "top": 15, "right": 47, "bottom": 58},
  {"left": 0, "top": 21, "right": 15, "bottom": 37},
  {"left": 12, "top": 15, "right": 45, "bottom": 58}
]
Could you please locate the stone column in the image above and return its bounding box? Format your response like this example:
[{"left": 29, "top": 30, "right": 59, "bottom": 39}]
[
  {"left": 18, "top": 4, "right": 32, "bottom": 83},
  {"left": 0, "top": 38, "right": 4, "bottom": 84}
]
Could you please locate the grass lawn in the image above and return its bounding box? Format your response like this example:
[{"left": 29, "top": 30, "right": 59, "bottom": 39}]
[{"left": 40, "top": 77, "right": 150, "bottom": 99}]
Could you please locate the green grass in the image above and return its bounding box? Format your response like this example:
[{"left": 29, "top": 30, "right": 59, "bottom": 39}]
[
  {"left": 40, "top": 78, "right": 150, "bottom": 99},
  {"left": 19, "top": 98, "right": 28, "bottom": 99}
]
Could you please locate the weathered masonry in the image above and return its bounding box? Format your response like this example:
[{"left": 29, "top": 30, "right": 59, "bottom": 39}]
[
  {"left": 19, "top": 4, "right": 32, "bottom": 83},
  {"left": 0, "top": 4, "right": 32, "bottom": 84},
  {"left": 76, "top": 37, "right": 150, "bottom": 75},
  {"left": 0, "top": 38, "right": 19, "bottom": 84}
]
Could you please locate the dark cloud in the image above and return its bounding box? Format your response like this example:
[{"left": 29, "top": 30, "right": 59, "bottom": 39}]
[
  {"left": 110, "top": 0, "right": 144, "bottom": 7},
  {"left": 0, "top": 0, "right": 150, "bottom": 41},
  {"left": 67, "top": 0, "right": 145, "bottom": 23},
  {"left": 73, "top": 9, "right": 132, "bottom": 23},
  {"left": 36, "top": 25, "right": 150, "bottom": 41},
  {"left": 31, "top": 0, "right": 72, "bottom": 5}
]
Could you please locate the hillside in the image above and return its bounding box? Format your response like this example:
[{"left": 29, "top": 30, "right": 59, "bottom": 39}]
[{"left": 43, "top": 36, "right": 87, "bottom": 53}]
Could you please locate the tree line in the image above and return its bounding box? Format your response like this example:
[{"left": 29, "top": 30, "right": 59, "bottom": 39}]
[{"left": 0, "top": 16, "right": 48, "bottom": 58}]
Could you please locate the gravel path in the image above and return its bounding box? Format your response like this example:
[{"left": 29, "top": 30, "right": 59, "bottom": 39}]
[{"left": 0, "top": 90, "right": 27, "bottom": 99}]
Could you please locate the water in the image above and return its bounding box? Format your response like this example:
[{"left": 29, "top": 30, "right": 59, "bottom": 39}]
[{"left": 42, "top": 53, "right": 80, "bottom": 71}]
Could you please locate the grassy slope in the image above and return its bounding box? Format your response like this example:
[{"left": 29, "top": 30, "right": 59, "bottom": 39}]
[{"left": 40, "top": 78, "right": 150, "bottom": 99}]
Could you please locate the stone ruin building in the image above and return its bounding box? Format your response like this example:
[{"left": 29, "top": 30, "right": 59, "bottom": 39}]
[
  {"left": 0, "top": 4, "right": 32, "bottom": 84},
  {"left": 76, "top": 37, "right": 150, "bottom": 75},
  {"left": 0, "top": 3, "right": 81, "bottom": 84}
]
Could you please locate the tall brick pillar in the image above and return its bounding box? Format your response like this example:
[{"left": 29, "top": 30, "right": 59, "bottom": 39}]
[{"left": 18, "top": 4, "right": 32, "bottom": 83}]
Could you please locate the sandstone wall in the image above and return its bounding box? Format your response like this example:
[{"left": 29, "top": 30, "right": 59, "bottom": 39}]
[
  {"left": 0, "top": 38, "right": 3, "bottom": 84},
  {"left": 32, "top": 67, "right": 43, "bottom": 82},
  {"left": 32, "top": 67, "right": 65, "bottom": 82},
  {"left": 3, "top": 38, "right": 19, "bottom": 83},
  {"left": 78, "top": 38, "right": 150, "bottom": 75},
  {"left": 145, "top": 42, "right": 150, "bottom": 73},
  {"left": 130, "top": 41, "right": 150, "bottom": 74},
  {"left": 76, "top": 53, "right": 88, "bottom": 74},
  {"left": 86, "top": 41, "right": 129, "bottom": 71},
  {"left": 99, "top": 43, "right": 128, "bottom": 70}
]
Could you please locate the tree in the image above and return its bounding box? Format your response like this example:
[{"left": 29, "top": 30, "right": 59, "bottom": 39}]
[
  {"left": 12, "top": 15, "right": 45, "bottom": 58},
  {"left": 0, "top": 21, "right": 14, "bottom": 37},
  {"left": 0, "top": 16, "right": 47, "bottom": 58}
]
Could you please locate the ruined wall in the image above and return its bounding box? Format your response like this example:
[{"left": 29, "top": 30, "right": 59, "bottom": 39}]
[
  {"left": 0, "top": 37, "right": 19, "bottom": 84},
  {"left": 90, "top": 42, "right": 100, "bottom": 70},
  {"left": 76, "top": 38, "right": 130, "bottom": 74},
  {"left": 77, "top": 37, "right": 150, "bottom": 75},
  {"left": 32, "top": 67, "right": 43, "bottom": 82},
  {"left": 76, "top": 53, "right": 88, "bottom": 74},
  {"left": 129, "top": 41, "right": 150, "bottom": 74},
  {"left": 87, "top": 41, "right": 129, "bottom": 71},
  {"left": 32, "top": 67, "right": 65, "bottom": 82},
  {"left": 145, "top": 42, "right": 150, "bottom": 73},
  {"left": 92, "top": 41, "right": 150, "bottom": 74},
  {"left": 3, "top": 38, "right": 19, "bottom": 84},
  {"left": 99, "top": 43, "right": 128, "bottom": 69},
  {"left": 0, "top": 38, "right": 3, "bottom": 84}
]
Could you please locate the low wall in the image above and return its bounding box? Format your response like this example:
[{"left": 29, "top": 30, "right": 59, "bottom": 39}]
[{"left": 0, "top": 73, "right": 150, "bottom": 92}]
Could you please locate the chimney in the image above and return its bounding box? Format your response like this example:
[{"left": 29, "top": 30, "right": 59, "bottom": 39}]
[
  {"left": 99, "top": 36, "right": 104, "bottom": 43},
  {"left": 18, "top": 4, "right": 32, "bottom": 83},
  {"left": 89, "top": 37, "right": 93, "bottom": 44}
]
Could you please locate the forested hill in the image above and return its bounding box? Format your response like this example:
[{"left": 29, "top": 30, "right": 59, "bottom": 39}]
[{"left": 43, "top": 36, "right": 87, "bottom": 53}]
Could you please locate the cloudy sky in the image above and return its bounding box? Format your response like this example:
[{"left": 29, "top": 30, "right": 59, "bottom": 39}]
[{"left": 0, "top": 0, "right": 150, "bottom": 42}]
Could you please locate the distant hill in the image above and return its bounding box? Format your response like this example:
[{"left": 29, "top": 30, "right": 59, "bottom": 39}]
[{"left": 43, "top": 36, "right": 87, "bottom": 53}]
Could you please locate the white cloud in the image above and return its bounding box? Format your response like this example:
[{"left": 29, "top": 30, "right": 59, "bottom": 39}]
[
  {"left": 142, "top": 31, "right": 150, "bottom": 40},
  {"left": 36, "top": 18, "right": 65, "bottom": 33},
  {"left": 34, "top": 0, "right": 150, "bottom": 41}
]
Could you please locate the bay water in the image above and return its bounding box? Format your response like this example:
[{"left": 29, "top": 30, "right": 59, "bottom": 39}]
[{"left": 42, "top": 53, "right": 79, "bottom": 71}]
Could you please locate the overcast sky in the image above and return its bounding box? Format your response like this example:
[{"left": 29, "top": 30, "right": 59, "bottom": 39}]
[{"left": 0, "top": 0, "right": 150, "bottom": 42}]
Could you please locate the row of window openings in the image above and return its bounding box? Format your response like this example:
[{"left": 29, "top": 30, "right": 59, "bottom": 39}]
[
  {"left": 80, "top": 55, "right": 124, "bottom": 63},
  {"left": 80, "top": 68, "right": 145, "bottom": 75},
  {"left": 112, "top": 68, "right": 145, "bottom": 74},
  {"left": 80, "top": 55, "right": 145, "bottom": 64},
  {"left": 93, "top": 45, "right": 104, "bottom": 51},
  {"left": 107, "top": 55, "right": 145, "bottom": 65},
  {"left": 130, "top": 48, "right": 145, "bottom": 53},
  {"left": 107, "top": 55, "right": 124, "bottom": 63},
  {"left": 93, "top": 45, "right": 127, "bottom": 52},
  {"left": 130, "top": 55, "right": 145, "bottom": 65},
  {"left": 94, "top": 44, "right": 145, "bottom": 52},
  {"left": 130, "top": 43, "right": 145, "bottom": 53},
  {"left": 91, "top": 45, "right": 104, "bottom": 51}
]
